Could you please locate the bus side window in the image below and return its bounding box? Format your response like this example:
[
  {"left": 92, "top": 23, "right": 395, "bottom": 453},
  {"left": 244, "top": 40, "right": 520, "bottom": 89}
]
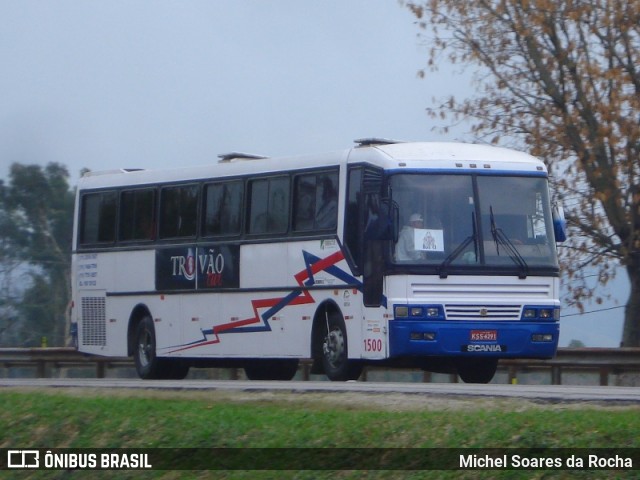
[
  {"left": 315, "top": 172, "right": 338, "bottom": 230},
  {"left": 159, "top": 184, "right": 199, "bottom": 239},
  {"left": 248, "top": 176, "right": 290, "bottom": 235},
  {"left": 292, "top": 170, "right": 338, "bottom": 232},
  {"left": 119, "top": 189, "right": 156, "bottom": 241},
  {"left": 293, "top": 174, "right": 316, "bottom": 231},
  {"left": 80, "top": 191, "right": 117, "bottom": 245},
  {"left": 203, "top": 181, "right": 243, "bottom": 236}
]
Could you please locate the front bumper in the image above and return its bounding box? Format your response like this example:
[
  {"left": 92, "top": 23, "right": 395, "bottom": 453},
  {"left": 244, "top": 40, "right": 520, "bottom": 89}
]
[{"left": 389, "top": 320, "right": 559, "bottom": 359}]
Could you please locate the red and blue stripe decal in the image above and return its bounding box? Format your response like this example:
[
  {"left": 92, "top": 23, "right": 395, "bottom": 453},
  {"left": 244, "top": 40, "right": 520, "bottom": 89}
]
[{"left": 167, "top": 249, "right": 374, "bottom": 353}]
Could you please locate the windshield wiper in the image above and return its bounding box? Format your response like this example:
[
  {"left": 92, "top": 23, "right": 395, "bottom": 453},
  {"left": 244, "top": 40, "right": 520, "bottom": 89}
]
[
  {"left": 490, "top": 206, "right": 528, "bottom": 279},
  {"left": 439, "top": 212, "right": 478, "bottom": 279}
]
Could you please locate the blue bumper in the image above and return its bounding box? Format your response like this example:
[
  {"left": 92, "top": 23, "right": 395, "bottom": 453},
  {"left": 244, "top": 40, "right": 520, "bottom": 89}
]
[{"left": 389, "top": 320, "right": 559, "bottom": 359}]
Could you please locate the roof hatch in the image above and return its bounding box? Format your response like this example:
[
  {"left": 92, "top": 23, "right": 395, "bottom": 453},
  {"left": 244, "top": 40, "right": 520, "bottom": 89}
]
[
  {"left": 354, "top": 137, "right": 403, "bottom": 147},
  {"left": 217, "top": 152, "right": 269, "bottom": 163}
]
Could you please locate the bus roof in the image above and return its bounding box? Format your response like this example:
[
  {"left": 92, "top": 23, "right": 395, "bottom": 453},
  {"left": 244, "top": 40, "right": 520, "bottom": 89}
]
[
  {"left": 351, "top": 141, "right": 547, "bottom": 173},
  {"left": 78, "top": 141, "right": 547, "bottom": 189}
]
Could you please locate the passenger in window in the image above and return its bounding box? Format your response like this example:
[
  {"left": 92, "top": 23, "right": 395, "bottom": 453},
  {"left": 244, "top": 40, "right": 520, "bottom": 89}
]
[{"left": 315, "top": 176, "right": 337, "bottom": 229}]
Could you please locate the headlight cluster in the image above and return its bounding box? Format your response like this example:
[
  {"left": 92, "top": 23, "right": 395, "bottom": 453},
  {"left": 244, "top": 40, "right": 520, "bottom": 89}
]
[
  {"left": 521, "top": 307, "right": 560, "bottom": 321},
  {"left": 394, "top": 305, "right": 443, "bottom": 320}
]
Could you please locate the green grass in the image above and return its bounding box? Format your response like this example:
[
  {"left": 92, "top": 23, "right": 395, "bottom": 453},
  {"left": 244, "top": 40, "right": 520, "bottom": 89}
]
[{"left": 1, "top": 388, "right": 639, "bottom": 479}]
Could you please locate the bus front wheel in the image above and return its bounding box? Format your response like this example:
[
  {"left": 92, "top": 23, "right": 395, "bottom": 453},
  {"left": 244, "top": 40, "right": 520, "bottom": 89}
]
[
  {"left": 320, "top": 313, "right": 362, "bottom": 381},
  {"left": 456, "top": 358, "right": 498, "bottom": 384},
  {"left": 244, "top": 359, "right": 299, "bottom": 381}
]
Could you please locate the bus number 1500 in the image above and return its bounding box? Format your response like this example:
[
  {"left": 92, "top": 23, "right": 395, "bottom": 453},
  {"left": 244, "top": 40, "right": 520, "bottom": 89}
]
[{"left": 364, "top": 338, "right": 383, "bottom": 352}]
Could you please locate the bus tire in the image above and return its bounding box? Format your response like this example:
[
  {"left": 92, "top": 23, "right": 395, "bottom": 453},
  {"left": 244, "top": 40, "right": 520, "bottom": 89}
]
[
  {"left": 456, "top": 358, "right": 498, "bottom": 384},
  {"left": 244, "top": 359, "right": 299, "bottom": 381},
  {"left": 133, "top": 316, "right": 163, "bottom": 379},
  {"left": 162, "top": 360, "right": 190, "bottom": 380},
  {"left": 321, "top": 311, "right": 362, "bottom": 381}
]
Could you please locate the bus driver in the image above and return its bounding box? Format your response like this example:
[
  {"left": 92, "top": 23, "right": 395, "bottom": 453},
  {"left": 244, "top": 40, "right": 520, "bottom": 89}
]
[{"left": 395, "top": 213, "right": 426, "bottom": 262}]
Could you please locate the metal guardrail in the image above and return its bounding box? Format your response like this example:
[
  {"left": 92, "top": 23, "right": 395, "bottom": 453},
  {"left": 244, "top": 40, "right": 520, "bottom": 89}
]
[
  {"left": 1, "top": 347, "right": 640, "bottom": 386},
  {"left": 0, "top": 347, "right": 131, "bottom": 379}
]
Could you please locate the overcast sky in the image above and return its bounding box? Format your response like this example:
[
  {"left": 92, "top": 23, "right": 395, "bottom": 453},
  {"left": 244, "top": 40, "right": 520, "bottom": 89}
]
[
  {"left": 0, "top": 1, "right": 625, "bottom": 347},
  {"left": 0, "top": 0, "right": 468, "bottom": 181}
]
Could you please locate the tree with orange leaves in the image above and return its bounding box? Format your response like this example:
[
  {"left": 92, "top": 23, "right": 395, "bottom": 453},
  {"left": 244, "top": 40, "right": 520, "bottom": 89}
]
[{"left": 405, "top": 1, "right": 640, "bottom": 346}]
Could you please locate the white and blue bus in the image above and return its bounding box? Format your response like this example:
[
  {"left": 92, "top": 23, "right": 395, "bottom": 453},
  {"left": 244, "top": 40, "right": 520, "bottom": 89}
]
[{"left": 72, "top": 139, "right": 566, "bottom": 383}]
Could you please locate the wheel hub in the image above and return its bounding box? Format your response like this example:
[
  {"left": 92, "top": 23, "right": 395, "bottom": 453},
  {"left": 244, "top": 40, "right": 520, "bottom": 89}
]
[
  {"left": 323, "top": 329, "right": 345, "bottom": 366},
  {"left": 138, "top": 332, "right": 152, "bottom": 367}
]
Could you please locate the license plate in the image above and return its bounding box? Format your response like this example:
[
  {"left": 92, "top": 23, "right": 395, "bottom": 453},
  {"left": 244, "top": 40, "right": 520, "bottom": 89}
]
[{"left": 470, "top": 330, "right": 497, "bottom": 341}]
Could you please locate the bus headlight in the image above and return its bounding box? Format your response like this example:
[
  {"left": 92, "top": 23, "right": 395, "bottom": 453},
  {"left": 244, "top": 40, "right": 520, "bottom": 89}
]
[
  {"left": 426, "top": 307, "right": 440, "bottom": 318},
  {"left": 539, "top": 308, "right": 553, "bottom": 319}
]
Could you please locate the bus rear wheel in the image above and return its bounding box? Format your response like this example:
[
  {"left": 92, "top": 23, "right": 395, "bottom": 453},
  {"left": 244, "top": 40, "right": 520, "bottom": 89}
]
[
  {"left": 134, "top": 316, "right": 189, "bottom": 380},
  {"left": 134, "top": 316, "right": 161, "bottom": 379},
  {"left": 456, "top": 358, "right": 498, "bottom": 384},
  {"left": 244, "top": 359, "right": 299, "bottom": 380},
  {"left": 320, "top": 313, "right": 362, "bottom": 381}
]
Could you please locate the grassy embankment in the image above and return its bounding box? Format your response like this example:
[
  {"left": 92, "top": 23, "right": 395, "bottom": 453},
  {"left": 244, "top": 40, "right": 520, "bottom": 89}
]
[{"left": 1, "top": 388, "right": 639, "bottom": 479}]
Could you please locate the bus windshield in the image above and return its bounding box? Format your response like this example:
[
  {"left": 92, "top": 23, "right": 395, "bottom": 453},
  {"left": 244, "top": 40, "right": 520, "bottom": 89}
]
[{"left": 390, "top": 173, "right": 558, "bottom": 272}]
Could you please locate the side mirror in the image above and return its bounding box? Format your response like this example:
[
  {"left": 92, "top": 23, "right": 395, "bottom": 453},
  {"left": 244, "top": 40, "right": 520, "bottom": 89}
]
[{"left": 552, "top": 203, "right": 567, "bottom": 243}]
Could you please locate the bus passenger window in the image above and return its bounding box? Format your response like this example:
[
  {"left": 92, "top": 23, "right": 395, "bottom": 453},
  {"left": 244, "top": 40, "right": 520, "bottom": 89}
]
[
  {"left": 315, "top": 173, "right": 338, "bottom": 229},
  {"left": 80, "top": 191, "right": 117, "bottom": 244},
  {"left": 120, "top": 189, "right": 156, "bottom": 241},
  {"left": 248, "top": 177, "right": 290, "bottom": 235},
  {"left": 293, "top": 175, "right": 316, "bottom": 231},
  {"left": 203, "top": 181, "right": 243, "bottom": 236},
  {"left": 293, "top": 171, "right": 338, "bottom": 232},
  {"left": 159, "top": 184, "right": 199, "bottom": 238}
]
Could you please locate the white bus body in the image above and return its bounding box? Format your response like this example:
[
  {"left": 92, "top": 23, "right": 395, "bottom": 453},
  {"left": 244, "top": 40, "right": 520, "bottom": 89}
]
[{"left": 72, "top": 140, "right": 564, "bottom": 382}]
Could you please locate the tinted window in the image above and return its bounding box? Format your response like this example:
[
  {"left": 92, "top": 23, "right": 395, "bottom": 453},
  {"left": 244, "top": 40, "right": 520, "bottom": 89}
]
[
  {"left": 248, "top": 177, "right": 290, "bottom": 234},
  {"left": 119, "top": 189, "right": 156, "bottom": 241},
  {"left": 203, "top": 181, "right": 244, "bottom": 236},
  {"left": 293, "top": 171, "right": 338, "bottom": 232},
  {"left": 344, "top": 167, "right": 363, "bottom": 268},
  {"left": 159, "top": 184, "right": 199, "bottom": 238},
  {"left": 80, "top": 191, "right": 117, "bottom": 244}
]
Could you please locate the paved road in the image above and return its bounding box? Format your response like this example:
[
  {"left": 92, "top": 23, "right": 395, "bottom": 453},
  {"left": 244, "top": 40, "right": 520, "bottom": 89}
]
[{"left": 1, "top": 378, "right": 639, "bottom": 403}]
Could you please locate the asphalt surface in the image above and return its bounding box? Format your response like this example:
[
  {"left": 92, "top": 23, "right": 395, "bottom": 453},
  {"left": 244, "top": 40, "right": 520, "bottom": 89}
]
[{"left": 1, "top": 378, "right": 640, "bottom": 403}]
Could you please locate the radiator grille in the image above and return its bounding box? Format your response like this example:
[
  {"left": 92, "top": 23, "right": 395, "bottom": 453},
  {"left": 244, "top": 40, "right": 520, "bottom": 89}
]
[
  {"left": 445, "top": 304, "right": 522, "bottom": 321},
  {"left": 81, "top": 297, "right": 106, "bottom": 346}
]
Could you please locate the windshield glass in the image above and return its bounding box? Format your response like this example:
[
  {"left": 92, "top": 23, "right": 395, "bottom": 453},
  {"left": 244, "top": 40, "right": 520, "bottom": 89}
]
[{"left": 390, "top": 174, "right": 558, "bottom": 271}]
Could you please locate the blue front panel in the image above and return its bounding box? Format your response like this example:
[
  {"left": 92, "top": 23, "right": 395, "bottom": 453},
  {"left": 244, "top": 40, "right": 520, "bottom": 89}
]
[{"left": 389, "top": 320, "right": 559, "bottom": 359}]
